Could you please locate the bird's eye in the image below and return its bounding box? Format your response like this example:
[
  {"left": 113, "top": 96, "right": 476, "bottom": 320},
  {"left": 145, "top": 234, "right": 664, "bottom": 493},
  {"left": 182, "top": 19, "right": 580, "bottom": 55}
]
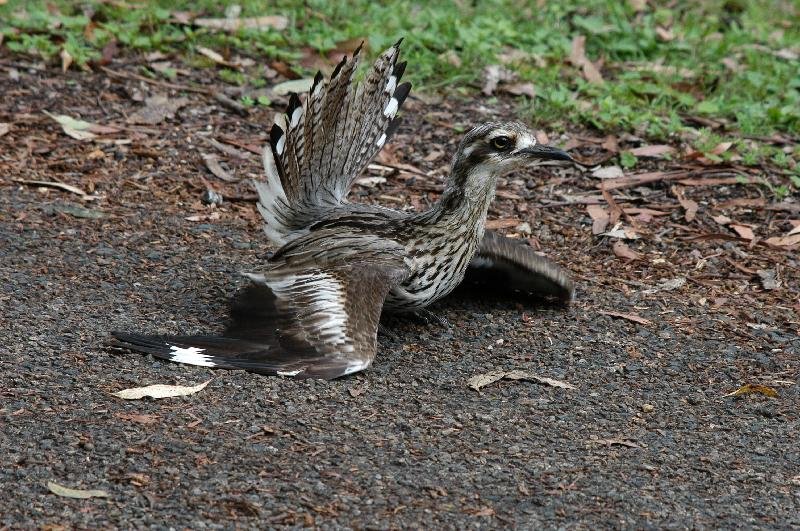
[{"left": 491, "top": 136, "right": 511, "bottom": 150}]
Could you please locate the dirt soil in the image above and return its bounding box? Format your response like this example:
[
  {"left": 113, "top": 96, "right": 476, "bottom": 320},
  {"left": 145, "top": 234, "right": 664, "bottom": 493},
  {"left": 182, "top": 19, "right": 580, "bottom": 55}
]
[{"left": 1, "top": 54, "right": 799, "bottom": 529}]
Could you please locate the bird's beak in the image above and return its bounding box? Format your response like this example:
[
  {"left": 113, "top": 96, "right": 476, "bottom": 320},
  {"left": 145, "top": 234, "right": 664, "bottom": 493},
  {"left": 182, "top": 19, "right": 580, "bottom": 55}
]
[{"left": 517, "top": 144, "right": 573, "bottom": 162}]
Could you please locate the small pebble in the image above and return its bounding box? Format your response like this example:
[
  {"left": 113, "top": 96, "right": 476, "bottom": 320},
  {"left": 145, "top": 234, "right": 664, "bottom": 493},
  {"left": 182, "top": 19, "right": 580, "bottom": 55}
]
[{"left": 201, "top": 189, "right": 224, "bottom": 205}]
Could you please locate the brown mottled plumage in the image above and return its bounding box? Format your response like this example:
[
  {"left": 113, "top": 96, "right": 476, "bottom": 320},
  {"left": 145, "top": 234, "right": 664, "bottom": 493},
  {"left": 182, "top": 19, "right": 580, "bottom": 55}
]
[{"left": 111, "top": 41, "right": 574, "bottom": 380}]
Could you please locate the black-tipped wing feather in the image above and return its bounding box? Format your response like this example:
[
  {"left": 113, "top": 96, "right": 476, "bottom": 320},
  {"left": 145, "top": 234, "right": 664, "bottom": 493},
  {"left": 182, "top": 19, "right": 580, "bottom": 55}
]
[
  {"left": 112, "top": 262, "right": 409, "bottom": 380},
  {"left": 465, "top": 230, "right": 575, "bottom": 301}
]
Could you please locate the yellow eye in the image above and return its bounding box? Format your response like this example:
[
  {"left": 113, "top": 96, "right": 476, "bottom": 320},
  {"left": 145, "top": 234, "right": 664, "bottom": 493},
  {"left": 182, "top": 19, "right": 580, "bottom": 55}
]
[{"left": 491, "top": 136, "right": 511, "bottom": 150}]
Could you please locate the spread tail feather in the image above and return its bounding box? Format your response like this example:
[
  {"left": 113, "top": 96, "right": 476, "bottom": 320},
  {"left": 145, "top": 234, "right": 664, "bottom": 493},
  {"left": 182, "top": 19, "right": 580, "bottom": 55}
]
[{"left": 255, "top": 40, "right": 411, "bottom": 246}]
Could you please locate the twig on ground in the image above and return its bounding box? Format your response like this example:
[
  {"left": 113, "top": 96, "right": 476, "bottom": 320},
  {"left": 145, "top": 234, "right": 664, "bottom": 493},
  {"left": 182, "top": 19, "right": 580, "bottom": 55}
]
[
  {"left": 212, "top": 92, "right": 250, "bottom": 116},
  {"left": 11, "top": 178, "right": 96, "bottom": 200},
  {"left": 100, "top": 66, "right": 211, "bottom": 95}
]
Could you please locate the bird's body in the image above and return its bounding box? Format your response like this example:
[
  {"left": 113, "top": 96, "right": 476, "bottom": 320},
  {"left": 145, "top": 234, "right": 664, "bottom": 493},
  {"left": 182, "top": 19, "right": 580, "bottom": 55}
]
[
  {"left": 266, "top": 184, "right": 492, "bottom": 312},
  {"left": 112, "top": 41, "right": 575, "bottom": 379}
]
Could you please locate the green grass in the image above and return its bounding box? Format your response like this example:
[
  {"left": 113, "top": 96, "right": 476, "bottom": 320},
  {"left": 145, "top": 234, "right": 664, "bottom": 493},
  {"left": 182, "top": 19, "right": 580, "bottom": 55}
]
[{"left": 2, "top": 0, "right": 799, "bottom": 143}]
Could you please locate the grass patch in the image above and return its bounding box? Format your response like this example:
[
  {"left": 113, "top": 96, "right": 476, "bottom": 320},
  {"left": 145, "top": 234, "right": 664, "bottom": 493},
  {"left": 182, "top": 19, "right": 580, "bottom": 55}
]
[{"left": 1, "top": 0, "right": 799, "bottom": 142}]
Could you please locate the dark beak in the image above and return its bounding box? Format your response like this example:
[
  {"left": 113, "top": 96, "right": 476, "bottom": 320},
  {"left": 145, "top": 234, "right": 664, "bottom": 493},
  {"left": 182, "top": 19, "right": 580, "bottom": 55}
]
[{"left": 518, "top": 144, "right": 573, "bottom": 162}]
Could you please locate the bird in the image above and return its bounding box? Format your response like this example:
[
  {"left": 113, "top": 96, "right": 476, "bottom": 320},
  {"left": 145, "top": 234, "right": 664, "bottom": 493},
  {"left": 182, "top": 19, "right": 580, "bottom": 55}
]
[{"left": 111, "top": 40, "right": 575, "bottom": 380}]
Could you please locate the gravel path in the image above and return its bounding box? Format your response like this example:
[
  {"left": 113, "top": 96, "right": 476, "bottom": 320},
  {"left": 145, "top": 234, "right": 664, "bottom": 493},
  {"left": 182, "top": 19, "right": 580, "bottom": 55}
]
[{"left": 1, "top": 63, "right": 798, "bottom": 528}]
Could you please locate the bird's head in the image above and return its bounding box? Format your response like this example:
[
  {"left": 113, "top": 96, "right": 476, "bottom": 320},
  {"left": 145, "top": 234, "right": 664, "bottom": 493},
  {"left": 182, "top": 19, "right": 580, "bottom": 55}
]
[{"left": 450, "top": 121, "right": 572, "bottom": 200}]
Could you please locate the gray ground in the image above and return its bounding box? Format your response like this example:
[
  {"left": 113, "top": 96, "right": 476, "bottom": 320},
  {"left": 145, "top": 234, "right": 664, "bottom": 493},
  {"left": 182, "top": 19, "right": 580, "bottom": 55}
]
[{"left": 1, "top": 63, "right": 799, "bottom": 529}]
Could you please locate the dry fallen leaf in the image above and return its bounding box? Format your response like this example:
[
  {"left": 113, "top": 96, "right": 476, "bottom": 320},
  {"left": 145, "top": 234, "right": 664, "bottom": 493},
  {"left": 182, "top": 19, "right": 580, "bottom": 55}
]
[
  {"left": 774, "top": 47, "right": 798, "bottom": 61},
  {"left": 112, "top": 379, "right": 212, "bottom": 400},
  {"left": 197, "top": 46, "right": 239, "bottom": 68},
  {"left": 47, "top": 481, "right": 109, "bottom": 499},
  {"left": 273, "top": 78, "right": 315, "bottom": 96},
  {"left": 672, "top": 186, "right": 698, "bottom": 222},
  {"left": 730, "top": 224, "right": 755, "bottom": 240},
  {"left": 599, "top": 170, "right": 678, "bottom": 191},
  {"left": 655, "top": 26, "right": 674, "bottom": 41},
  {"left": 503, "top": 82, "right": 536, "bottom": 98},
  {"left": 765, "top": 224, "right": 800, "bottom": 248},
  {"left": 201, "top": 153, "right": 237, "bottom": 182},
  {"left": 628, "top": 0, "right": 647, "bottom": 12},
  {"left": 127, "top": 95, "right": 190, "bottom": 125},
  {"left": 592, "top": 165, "right": 625, "bottom": 179},
  {"left": 354, "top": 176, "right": 386, "bottom": 187},
  {"left": 185, "top": 211, "right": 221, "bottom": 222},
  {"left": 193, "top": 15, "right": 288, "bottom": 31},
  {"left": 612, "top": 240, "right": 642, "bottom": 261},
  {"left": 589, "top": 438, "right": 640, "bottom": 448},
  {"left": 467, "top": 370, "right": 575, "bottom": 391},
  {"left": 100, "top": 39, "right": 118, "bottom": 65},
  {"left": 114, "top": 412, "right": 160, "bottom": 424},
  {"left": 569, "top": 35, "right": 604, "bottom": 84},
  {"left": 348, "top": 385, "right": 367, "bottom": 398},
  {"left": 12, "top": 178, "right": 94, "bottom": 199},
  {"left": 60, "top": 48, "right": 73, "bottom": 72},
  {"left": 765, "top": 233, "right": 800, "bottom": 248},
  {"left": 467, "top": 371, "right": 507, "bottom": 391},
  {"left": 602, "top": 222, "right": 639, "bottom": 240},
  {"left": 628, "top": 145, "right": 675, "bottom": 157},
  {"left": 56, "top": 204, "right": 105, "bottom": 219},
  {"left": 724, "top": 384, "right": 778, "bottom": 398},
  {"left": 601, "top": 134, "right": 619, "bottom": 153},
  {"left": 709, "top": 141, "right": 734, "bottom": 155},
  {"left": 482, "top": 64, "right": 516, "bottom": 96},
  {"left": 535, "top": 131, "right": 551, "bottom": 145},
  {"left": 485, "top": 218, "right": 522, "bottom": 230},
  {"left": 504, "top": 370, "right": 576, "bottom": 389},
  {"left": 0, "top": 122, "right": 10, "bottom": 137},
  {"left": 587, "top": 204, "right": 610, "bottom": 234},
  {"left": 757, "top": 269, "right": 780, "bottom": 290},
  {"left": 642, "top": 277, "right": 686, "bottom": 294},
  {"left": 722, "top": 57, "right": 742, "bottom": 72},
  {"left": 600, "top": 311, "right": 652, "bottom": 326},
  {"left": 325, "top": 37, "right": 367, "bottom": 64},
  {"left": 43, "top": 111, "right": 121, "bottom": 141}
]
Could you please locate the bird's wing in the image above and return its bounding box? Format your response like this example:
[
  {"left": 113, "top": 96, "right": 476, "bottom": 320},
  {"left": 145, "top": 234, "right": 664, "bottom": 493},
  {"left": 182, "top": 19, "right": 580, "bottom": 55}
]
[
  {"left": 111, "top": 261, "right": 409, "bottom": 380},
  {"left": 465, "top": 230, "right": 575, "bottom": 301},
  {"left": 255, "top": 41, "right": 411, "bottom": 245}
]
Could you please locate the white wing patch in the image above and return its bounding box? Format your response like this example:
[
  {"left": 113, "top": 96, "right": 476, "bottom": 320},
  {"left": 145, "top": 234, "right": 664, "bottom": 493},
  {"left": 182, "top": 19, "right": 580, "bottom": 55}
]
[
  {"left": 376, "top": 133, "right": 387, "bottom": 148},
  {"left": 169, "top": 345, "right": 215, "bottom": 367},
  {"left": 383, "top": 98, "right": 399, "bottom": 118},
  {"left": 265, "top": 272, "right": 354, "bottom": 353},
  {"left": 385, "top": 75, "right": 397, "bottom": 94},
  {"left": 290, "top": 106, "right": 303, "bottom": 128},
  {"left": 254, "top": 147, "right": 291, "bottom": 247}
]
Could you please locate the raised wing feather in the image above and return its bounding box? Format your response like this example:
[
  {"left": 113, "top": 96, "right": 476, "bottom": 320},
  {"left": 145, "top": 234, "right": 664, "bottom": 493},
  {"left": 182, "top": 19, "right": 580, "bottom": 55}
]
[
  {"left": 112, "top": 261, "right": 409, "bottom": 380},
  {"left": 465, "top": 230, "right": 575, "bottom": 302}
]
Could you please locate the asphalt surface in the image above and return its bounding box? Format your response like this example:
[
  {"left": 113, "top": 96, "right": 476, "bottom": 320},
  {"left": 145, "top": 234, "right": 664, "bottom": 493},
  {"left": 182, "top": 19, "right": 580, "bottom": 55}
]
[
  {"left": 2, "top": 63, "right": 799, "bottom": 529},
  {"left": 3, "top": 187, "right": 798, "bottom": 529}
]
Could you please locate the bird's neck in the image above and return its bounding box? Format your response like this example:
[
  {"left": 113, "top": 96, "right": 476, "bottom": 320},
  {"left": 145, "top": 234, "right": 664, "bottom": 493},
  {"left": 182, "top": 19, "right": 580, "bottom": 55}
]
[{"left": 418, "top": 163, "right": 498, "bottom": 237}]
